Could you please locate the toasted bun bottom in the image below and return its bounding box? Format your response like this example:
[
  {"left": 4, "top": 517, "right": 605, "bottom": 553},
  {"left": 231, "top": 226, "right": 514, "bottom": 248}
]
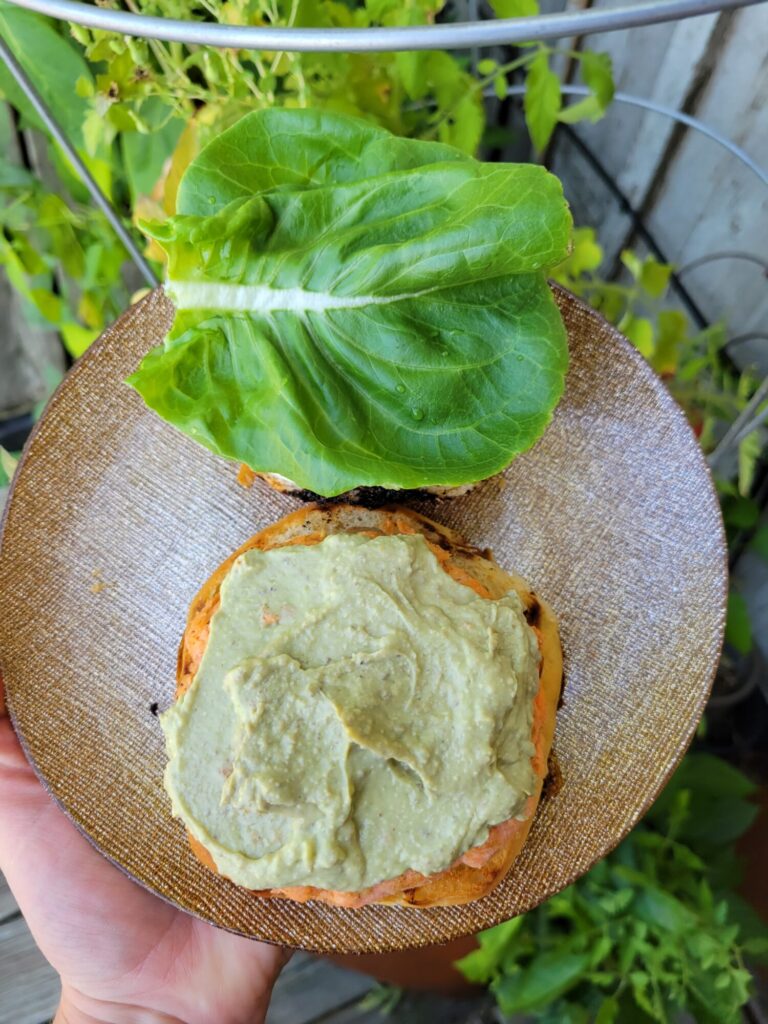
[
  {"left": 236, "top": 465, "right": 484, "bottom": 505},
  {"left": 176, "top": 505, "right": 562, "bottom": 907}
]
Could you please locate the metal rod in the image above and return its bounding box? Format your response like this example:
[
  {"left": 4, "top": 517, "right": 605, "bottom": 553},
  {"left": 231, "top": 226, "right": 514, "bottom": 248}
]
[
  {"left": 555, "top": 121, "right": 711, "bottom": 330},
  {"left": 726, "top": 332, "right": 768, "bottom": 350},
  {"left": 503, "top": 85, "right": 768, "bottom": 187},
  {"left": 727, "top": 408, "right": 768, "bottom": 450},
  {"left": 708, "top": 375, "right": 768, "bottom": 469},
  {"left": 5, "top": 0, "right": 766, "bottom": 52},
  {"left": 0, "top": 35, "right": 157, "bottom": 287},
  {"left": 530, "top": 84, "right": 768, "bottom": 473},
  {"left": 678, "top": 251, "right": 768, "bottom": 275}
]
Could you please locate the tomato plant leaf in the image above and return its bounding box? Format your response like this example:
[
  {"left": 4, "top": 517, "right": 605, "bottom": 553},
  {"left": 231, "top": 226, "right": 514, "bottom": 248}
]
[
  {"left": 0, "top": 1, "right": 92, "bottom": 148},
  {"left": 492, "top": 950, "right": 592, "bottom": 1013},
  {"left": 524, "top": 50, "right": 562, "bottom": 151},
  {"left": 489, "top": 0, "right": 540, "bottom": 16},
  {"left": 580, "top": 51, "right": 614, "bottom": 111}
]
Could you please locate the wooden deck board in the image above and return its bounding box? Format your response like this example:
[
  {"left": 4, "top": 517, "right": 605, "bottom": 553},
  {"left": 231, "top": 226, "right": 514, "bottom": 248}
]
[
  {"left": 317, "top": 985, "right": 492, "bottom": 1024},
  {"left": 0, "top": 916, "right": 60, "bottom": 1024},
  {"left": 265, "top": 955, "right": 374, "bottom": 1024},
  {"left": 0, "top": 874, "right": 18, "bottom": 923}
]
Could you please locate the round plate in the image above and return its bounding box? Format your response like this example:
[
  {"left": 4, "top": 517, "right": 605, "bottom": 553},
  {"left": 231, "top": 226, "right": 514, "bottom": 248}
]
[{"left": 0, "top": 287, "right": 725, "bottom": 953}]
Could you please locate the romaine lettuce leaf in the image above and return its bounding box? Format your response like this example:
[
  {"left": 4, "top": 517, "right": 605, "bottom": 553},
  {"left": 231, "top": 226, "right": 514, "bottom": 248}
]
[
  {"left": 129, "top": 109, "right": 571, "bottom": 497},
  {"left": 176, "top": 107, "right": 471, "bottom": 215}
]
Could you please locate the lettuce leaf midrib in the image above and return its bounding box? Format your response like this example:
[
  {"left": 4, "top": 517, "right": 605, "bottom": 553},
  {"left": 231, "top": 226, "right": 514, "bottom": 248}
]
[
  {"left": 161, "top": 284, "right": 561, "bottom": 374},
  {"left": 158, "top": 162, "right": 568, "bottom": 300}
]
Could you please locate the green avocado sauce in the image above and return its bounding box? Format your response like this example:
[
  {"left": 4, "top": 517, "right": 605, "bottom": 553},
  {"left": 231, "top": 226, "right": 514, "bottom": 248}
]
[{"left": 161, "top": 533, "right": 539, "bottom": 892}]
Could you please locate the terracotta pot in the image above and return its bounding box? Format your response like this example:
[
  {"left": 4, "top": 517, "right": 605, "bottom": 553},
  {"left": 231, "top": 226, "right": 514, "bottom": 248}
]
[{"left": 328, "top": 934, "right": 479, "bottom": 994}]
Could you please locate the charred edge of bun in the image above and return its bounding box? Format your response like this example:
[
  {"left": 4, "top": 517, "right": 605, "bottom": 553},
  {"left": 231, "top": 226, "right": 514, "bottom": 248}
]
[
  {"left": 176, "top": 504, "right": 563, "bottom": 908},
  {"left": 244, "top": 469, "right": 485, "bottom": 505},
  {"left": 290, "top": 485, "right": 444, "bottom": 506}
]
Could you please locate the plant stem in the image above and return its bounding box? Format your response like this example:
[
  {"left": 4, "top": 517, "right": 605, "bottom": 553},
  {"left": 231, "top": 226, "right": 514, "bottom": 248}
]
[
  {"left": 122, "top": 0, "right": 179, "bottom": 85},
  {"left": 422, "top": 48, "right": 542, "bottom": 141}
]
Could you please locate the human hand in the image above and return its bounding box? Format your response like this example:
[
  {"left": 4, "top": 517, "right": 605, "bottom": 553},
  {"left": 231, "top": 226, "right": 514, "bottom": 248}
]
[{"left": 0, "top": 675, "right": 288, "bottom": 1024}]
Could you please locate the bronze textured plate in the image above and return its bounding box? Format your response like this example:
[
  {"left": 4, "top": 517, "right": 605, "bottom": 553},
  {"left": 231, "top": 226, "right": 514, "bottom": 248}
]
[{"left": 0, "top": 286, "right": 725, "bottom": 953}]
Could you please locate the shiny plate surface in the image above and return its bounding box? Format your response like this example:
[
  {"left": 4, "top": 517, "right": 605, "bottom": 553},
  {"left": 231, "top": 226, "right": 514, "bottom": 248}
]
[{"left": 0, "top": 287, "right": 726, "bottom": 952}]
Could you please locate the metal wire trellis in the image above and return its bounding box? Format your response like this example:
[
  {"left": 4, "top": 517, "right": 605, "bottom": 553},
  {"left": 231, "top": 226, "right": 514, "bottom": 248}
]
[
  {"left": 5, "top": 0, "right": 767, "bottom": 51},
  {"left": 0, "top": 34, "right": 156, "bottom": 286},
  {"left": 504, "top": 84, "right": 768, "bottom": 188},
  {"left": 503, "top": 85, "right": 768, "bottom": 462}
]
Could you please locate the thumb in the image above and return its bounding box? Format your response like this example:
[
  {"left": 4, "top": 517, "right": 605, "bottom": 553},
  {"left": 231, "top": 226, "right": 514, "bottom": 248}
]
[
  {"left": 0, "top": 670, "right": 26, "bottom": 767},
  {"left": 0, "top": 669, "right": 55, "bottom": 878}
]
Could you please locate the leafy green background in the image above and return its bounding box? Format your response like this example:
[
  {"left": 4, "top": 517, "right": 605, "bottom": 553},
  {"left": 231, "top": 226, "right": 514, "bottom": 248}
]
[
  {"left": 456, "top": 749, "right": 767, "bottom": 1024},
  {"left": 0, "top": 0, "right": 614, "bottom": 357}
]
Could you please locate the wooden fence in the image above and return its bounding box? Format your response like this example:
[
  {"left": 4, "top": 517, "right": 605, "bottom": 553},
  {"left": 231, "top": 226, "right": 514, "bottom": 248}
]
[{"left": 547, "top": 0, "right": 768, "bottom": 372}]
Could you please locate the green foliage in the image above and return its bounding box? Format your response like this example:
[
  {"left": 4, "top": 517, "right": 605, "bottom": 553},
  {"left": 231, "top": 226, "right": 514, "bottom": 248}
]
[
  {"left": 553, "top": 228, "right": 767, "bottom": 506},
  {"left": 0, "top": 7, "right": 135, "bottom": 353},
  {"left": 0, "top": 0, "right": 612, "bottom": 354},
  {"left": 0, "top": 0, "right": 480, "bottom": 354},
  {"left": 558, "top": 51, "right": 615, "bottom": 128},
  {"left": 471, "top": 43, "right": 614, "bottom": 153},
  {"left": 130, "top": 109, "right": 571, "bottom": 495},
  {"left": 489, "top": 0, "right": 540, "bottom": 17},
  {"left": 65, "top": 0, "right": 482, "bottom": 156},
  {"left": 63, "top": 0, "right": 611, "bottom": 158},
  {"left": 646, "top": 753, "right": 757, "bottom": 854},
  {"left": 554, "top": 229, "right": 767, "bottom": 654},
  {"left": 120, "top": 98, "right": 185, "bottom": 205},
  {"left": 0, "top": 1, "right": 93, "bottom": 148},
  {"left": 457, "top": 752, "right": 765, "bottom": 1024},
  {"left": 479, "top": 0, "right": 615, "bottom": 150},
  {"left": 725, "top": 591, "right": 753, "bottom": 656},
  {"left": 0, "top": 446, "right": 19, "bottom": 486},
  {"left": 528, "top": 49, "right": 561, "bottom": 151},
  {"left": 0, "top": 155, "right": 132, "bottom": 355},
  {"left": 358, "top": 982, "right": 403, "bottom": 1015},
  {"left": 750, "top": 524, "right": 768, "bottom": 561},
  {"left": 525, "top": 50, "right": 562, "bottom": 152}
]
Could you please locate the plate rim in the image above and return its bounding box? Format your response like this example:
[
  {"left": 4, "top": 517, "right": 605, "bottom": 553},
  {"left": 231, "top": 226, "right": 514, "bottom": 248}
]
[{"left": 0, "top": 284, "right": 728, "bottom": 951}]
